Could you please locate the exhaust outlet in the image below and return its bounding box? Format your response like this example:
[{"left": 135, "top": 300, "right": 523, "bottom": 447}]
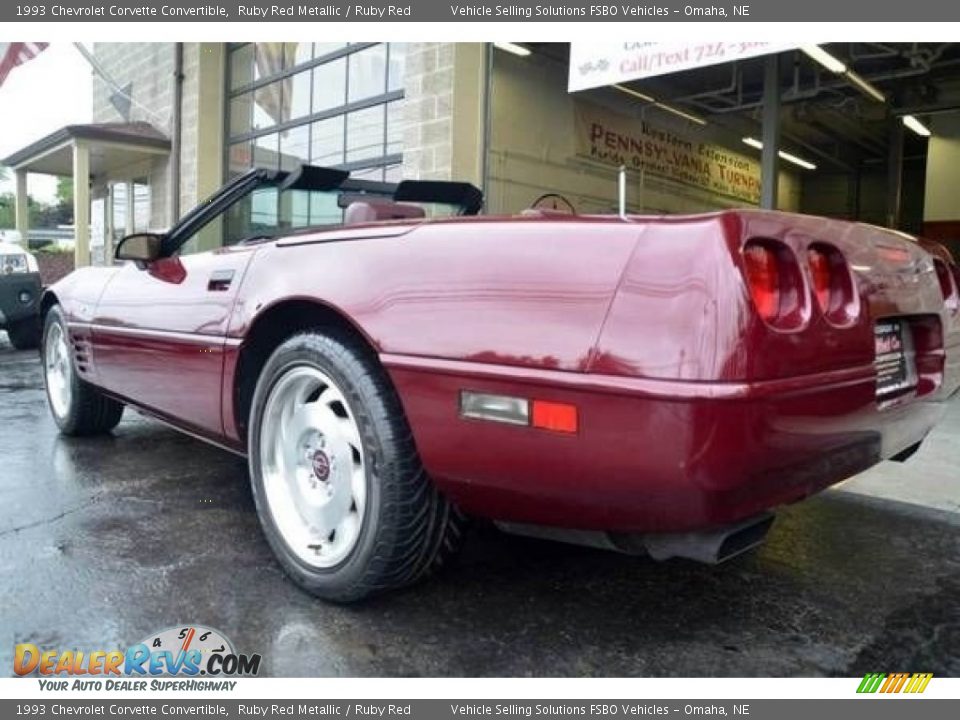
[
  {"left": 634, "top": 513, "right": 775, "bottom": 564},
  {"left": 496, "top": 512, "right": 775, "bottom": 564}
]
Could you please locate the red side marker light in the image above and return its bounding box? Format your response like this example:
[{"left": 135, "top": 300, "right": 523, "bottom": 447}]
[{"left": 531, "top": 400, "right": 578, "bottom": 433}]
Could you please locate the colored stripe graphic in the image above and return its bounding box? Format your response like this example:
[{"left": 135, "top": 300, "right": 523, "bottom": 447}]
[
  {"left": 857, "top": 672, "right": 933, "bottom": 694},
  {"left": 857, "top": 673, "right": 886, "bottom": 693}
]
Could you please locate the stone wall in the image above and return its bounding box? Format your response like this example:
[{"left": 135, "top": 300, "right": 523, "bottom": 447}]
[
  {"left": 92, "top": 43, "right": 177, "bottom": 231},
  {"left": 400, "top": 43, "right": 456, "bottom": 181}
]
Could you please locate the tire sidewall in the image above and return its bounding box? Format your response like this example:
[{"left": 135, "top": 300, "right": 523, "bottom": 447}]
[
  {"left": 41, "top": 306, "right": 82, "bottom": 434},
  {"left": 248, "top": 333, "right": 393, "bottom": 599}
]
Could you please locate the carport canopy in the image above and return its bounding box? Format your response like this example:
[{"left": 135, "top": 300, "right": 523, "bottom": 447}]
[{"left": 1, "top": 122, "right": 170, "bottom": 267}]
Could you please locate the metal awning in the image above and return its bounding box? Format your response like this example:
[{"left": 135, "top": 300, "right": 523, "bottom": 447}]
[
  {"left": 1, "top": 121, "right": 169, "bottom": 175},
  {"left": 2, "top": 122, "right": 170, "bottom": 268}
]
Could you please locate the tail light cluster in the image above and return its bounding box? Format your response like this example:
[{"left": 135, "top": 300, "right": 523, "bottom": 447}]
[
  {"left": 743, "top": 239, "right": 858, "bottom": 330},
  {"left": 933, "top": 258, "right": 959, "bottom": 312}
]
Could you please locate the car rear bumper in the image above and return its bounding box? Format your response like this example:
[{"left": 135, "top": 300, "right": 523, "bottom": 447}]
[
  {"left": 0, "top": 272, "right": 41, "bottom": 327},
  {"left": 386, "top": 355, "right": 947, "bottom": 533}
]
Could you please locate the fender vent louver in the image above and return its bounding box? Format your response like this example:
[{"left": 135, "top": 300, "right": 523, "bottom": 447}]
[{"left": 72, "top": 338, "right": 91, "bottom": 375}]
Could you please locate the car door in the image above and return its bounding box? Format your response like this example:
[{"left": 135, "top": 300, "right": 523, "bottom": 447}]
[{"left": 90, "top": 244, "right": 256, "bottom": 440}]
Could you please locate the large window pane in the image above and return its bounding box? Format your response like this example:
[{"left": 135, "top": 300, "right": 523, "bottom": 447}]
[
  {"left": 388, "top": 43, "right": 406, "bottom": 92},
  {"left": 312, "top": 58, "right": 346, "bottom": 113},
  {"left": 289, "top": 69, "right": 312, "bottom": 121},
  {"left": 348, "top": 45, "right": 387, "bottom": 103},
  {"left": 310, "top": 116, "right": 345, "bottom": 167},
  {"left": 253, "top": 132, "right": 279, "bottom": 170},
  {"left": 314, "top": 42, "right": 348, "bottom": 60},
  {"left": 133, "top": 182, "right": 150, "bottom": 232},
  {"left": 229, "top": 92, "right": 253, "bottom": 136},
  {"left": 254, "top": 80, "right": 286, "bottom": 129},
  {"left": 288, "top": 42, "right": 312, "bottom": 69},
  {"left": 230, "top": 44, "right": 254, "bottom": 89},
  {"left": 280, "top": 125, "right": 310, "bottom": 172},
  {"left": 228, "top": 140, "right": 252, "bottom": 177},
  {"left": 346, "top": 106, "right": 385, "bottom": 163},
  {"left": 225, "top": 40, "right": 406, "bottom": 245},
  {"left": 254, "top": 43, "right": 286, "bottom": 82},
  {"left": 386, "top": 100, "right": 403, "bottom": 156},
  {"left": 111, "top": 183, "right": 127, "bottom": 237}
]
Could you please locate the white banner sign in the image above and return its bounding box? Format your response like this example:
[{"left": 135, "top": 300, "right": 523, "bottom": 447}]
[{"left": 569, "top": 42, "right": 799, "bottom": 92}]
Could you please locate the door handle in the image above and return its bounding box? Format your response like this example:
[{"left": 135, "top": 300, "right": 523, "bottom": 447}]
[{"left": 208, "top": 269, "right": 234, "bottom": 292}]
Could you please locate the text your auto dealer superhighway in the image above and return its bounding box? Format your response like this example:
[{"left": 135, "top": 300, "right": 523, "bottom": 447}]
[{"left": 50, "top": 4, "right": 229, "bottom": 16}]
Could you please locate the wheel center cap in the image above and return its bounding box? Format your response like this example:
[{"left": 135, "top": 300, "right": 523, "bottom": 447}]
[{"left": 311, "top": 450, "right": 331, "bottom": 482}]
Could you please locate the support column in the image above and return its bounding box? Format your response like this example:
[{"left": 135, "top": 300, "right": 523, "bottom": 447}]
[
  {"left": 187, "top": 43, "right": 226, "bottom": 251},
  {"left": 14, "top": 170, "right": 29, "bottom": 246},
  {"left": 886, "top": 121, "right": 904, "bottom": 229},
  {"left": 760, "top": 54, "right": 781, "bottom": 210},
  {"left": 73, "top": 141, "right": 91, "bottom": 268},
  {"left": 922, "top": 114, "right": 960, "bottom": 257},
  {"left": 125, "top": 180, "right": 135, "bottom": 234},
  {"left": 401, "top": 43, "right": 486, "bottom": 186},
  {"left": 105, "top": 186, "right": 115, "bottom": 265}
]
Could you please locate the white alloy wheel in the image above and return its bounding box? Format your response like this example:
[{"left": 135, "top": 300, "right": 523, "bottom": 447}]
[{"left": 258, "top": 365, "right": 367, "bottom": 568}]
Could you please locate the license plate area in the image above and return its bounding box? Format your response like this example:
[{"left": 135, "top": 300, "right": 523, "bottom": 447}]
[{"left": 875, "top": 319, "right": 918, "bottom": 400}]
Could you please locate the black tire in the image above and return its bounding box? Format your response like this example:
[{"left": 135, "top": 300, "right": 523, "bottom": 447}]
[
  {"left": 248, "top": 330, "right": 466, "bottom": 602},
  {"left": 42, "top": 306, "right": 124, "bottom": 436},
  {"left": 6, "top": 317, "right": 40, "bottom": 350}
]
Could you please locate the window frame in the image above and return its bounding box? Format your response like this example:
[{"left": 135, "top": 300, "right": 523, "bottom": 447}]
[{"left": 224, "top": 42, "right": 405, "bottom": 187}]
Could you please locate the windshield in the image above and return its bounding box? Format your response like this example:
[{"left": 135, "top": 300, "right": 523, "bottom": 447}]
[
  {"left": 168, "top": 166, "right": 480, "bottom": 255},
  {"left": 223, "top": 187, "right": 345, "bottom": 245}
]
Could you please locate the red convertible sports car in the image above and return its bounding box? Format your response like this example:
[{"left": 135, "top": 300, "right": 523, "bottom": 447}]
[{"left": 39, "top": 165, "right": 959, "bottom": 601}]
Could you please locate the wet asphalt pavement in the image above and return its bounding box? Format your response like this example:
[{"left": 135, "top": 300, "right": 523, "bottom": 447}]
[{"left": 1, "top": 334, "right": 959, "bottom": 678}]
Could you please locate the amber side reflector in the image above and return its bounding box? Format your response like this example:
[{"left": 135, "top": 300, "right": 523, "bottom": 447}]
[{"left": 531, "top": 400, "right": 579, "bottom": 433}]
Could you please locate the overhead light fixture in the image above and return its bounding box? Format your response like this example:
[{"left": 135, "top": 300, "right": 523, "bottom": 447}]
[
  {"left": 845, "top": 70, "right": 886, "bottom": 103},
  {"left": 902, "top": 115, "right": 931, "bottom": 137},
  {"left": 778, "top": 150, "right": 818, "bottom": 171},
  {"left": 614, "top": 84, "right": 707, "bottom": 126},
  {"left": 801, "top": 45, "right": 847, "bottom": 74},
  {"left": 742, "top": 137, "right": 818, "bottom": 170},
  {"left": 801, "top": 45, "right": 886, "bottom": 103},
  {"left": 494, "top": 42, "right": 531, "bottom": 57}
]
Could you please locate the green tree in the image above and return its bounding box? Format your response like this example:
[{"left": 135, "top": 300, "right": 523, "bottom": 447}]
[
  {"left": 0, "top": 193, "right": 13, "bottom": 229},
  {"left": 56, "top": 176, "right": 73, "bottom": 206},
  {"left": 1, "top": 166, "right": 15, "bottom": 229}
]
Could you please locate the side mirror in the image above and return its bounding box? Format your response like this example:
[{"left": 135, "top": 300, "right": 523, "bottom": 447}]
[{"left": 115, "top": 233, "right": 164, "bottom": 264}]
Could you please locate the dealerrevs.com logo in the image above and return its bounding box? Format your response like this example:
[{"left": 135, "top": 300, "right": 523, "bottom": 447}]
[{"left": 14, "top": 625, "right": 261, "bottom": 689}]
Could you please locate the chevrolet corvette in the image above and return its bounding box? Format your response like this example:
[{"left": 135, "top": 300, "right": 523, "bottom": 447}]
[{"left": 39, "top": 165, "right": 959, "bottom": 601}]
